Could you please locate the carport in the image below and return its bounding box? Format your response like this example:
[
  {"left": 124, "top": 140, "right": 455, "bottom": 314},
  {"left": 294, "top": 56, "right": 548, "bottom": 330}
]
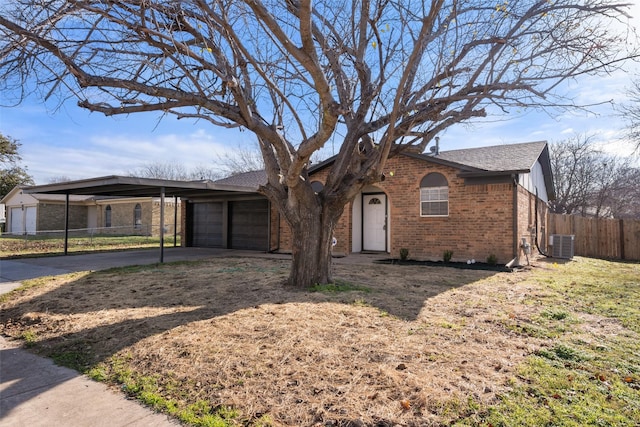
[{"left": 24, "top": 176, "right": 265, "bottom": 263}]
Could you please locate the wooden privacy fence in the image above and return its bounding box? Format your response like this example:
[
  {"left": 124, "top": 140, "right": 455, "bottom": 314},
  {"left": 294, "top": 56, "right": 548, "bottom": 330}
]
[{"left": 548, "top": 214, "right": 640, "bottom": 261}]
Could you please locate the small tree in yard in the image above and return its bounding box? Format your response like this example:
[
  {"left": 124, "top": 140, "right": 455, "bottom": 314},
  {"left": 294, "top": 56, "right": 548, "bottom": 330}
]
[
  {"left": 0, "top": 1, "right": 637, "bottom": 287},
  {"left": 1, "top": 133, "right": 34, "bottom": 199}
]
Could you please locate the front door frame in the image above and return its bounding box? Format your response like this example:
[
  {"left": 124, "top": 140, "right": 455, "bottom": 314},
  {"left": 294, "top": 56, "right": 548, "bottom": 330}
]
[{"left": 361, "top": 192, "right": 388, "bottom": 252}]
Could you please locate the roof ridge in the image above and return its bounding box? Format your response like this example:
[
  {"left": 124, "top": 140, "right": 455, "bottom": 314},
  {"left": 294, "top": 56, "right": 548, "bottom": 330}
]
[{"left": 438, "top": 140, "right": 547, "bottom": 155}]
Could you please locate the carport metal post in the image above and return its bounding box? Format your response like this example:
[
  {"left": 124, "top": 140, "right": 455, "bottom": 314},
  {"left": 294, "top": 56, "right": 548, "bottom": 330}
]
[
  {"left": 64, "top": 193, "right": 70, "bottom": 255},
  {"left": 174, "top": 195, "right": 178, "bottom": 247},
  {"left": 160, "top": 187, "right": 165, "bottom": 263}
]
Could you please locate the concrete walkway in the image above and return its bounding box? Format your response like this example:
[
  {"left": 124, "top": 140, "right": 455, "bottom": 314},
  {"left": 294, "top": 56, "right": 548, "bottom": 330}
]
[
  {"left": 0, "top": 337, "right": 181, "bottom": 426},
  {"left": 0, "top": 247, "right": 386, "bottom": 426}
]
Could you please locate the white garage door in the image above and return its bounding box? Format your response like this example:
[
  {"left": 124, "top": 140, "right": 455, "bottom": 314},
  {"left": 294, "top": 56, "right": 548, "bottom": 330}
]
[
  {"left": 10, "top": 207, "right": 23, "bottom": 234},
  {"left": 25, "top": 206, "right": 36, "bottom": 235},
  {"left": 11, "top": 207, "right": 37, "bottom": 234}
]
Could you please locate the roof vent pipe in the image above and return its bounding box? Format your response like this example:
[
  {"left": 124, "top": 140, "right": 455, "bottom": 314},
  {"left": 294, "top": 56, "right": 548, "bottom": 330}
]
[{"left": 429, "top": 136, "right": 440, "bottom": 155}]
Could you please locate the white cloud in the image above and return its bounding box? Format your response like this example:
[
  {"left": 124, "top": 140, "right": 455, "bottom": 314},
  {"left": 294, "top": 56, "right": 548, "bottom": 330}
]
[{"left": 23, "top": 127, "right": 255, "bottom": 184}]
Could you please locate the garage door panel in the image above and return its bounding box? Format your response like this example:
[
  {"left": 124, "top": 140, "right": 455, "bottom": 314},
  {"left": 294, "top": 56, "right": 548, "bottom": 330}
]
[
  {"left": 192, "top": 202, "right": 223, "bottom": 247},
  {"left": 25, "top": 206, "right": 36, "bottom": 235},
  {"left": 10, "top": 207, "right": 23, "bottom": 234},
  {"left": 229, "top": 200, "right": 268, "bottom": 251}
]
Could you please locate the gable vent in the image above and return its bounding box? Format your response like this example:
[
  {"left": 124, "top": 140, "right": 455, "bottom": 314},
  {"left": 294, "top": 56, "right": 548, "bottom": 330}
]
[{"left": 550, "top": 234, "right": 574, "bottom": 259}]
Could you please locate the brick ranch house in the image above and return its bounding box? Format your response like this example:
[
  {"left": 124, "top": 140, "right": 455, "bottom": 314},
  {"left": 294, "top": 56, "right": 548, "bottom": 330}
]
[
  {"left": 181, "top": 141, "right": 554, "bottom": 265},
  {"left": 1, "top": 186, "right": 180, "bottom": 237},
  {"left": 20, "top": 141, "right": 553, "bottom": 265}
]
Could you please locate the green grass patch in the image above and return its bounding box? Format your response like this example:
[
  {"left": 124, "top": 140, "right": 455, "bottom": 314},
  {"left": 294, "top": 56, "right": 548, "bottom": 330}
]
[
  {"left": 310, "top": 280, "right": 371, "bottom": 293},
  {"left": 541, "top": 308, "right": 571, "bottom": 321},
  {"left": 89, "top": 355, "right": 245, "bottom": 427},
  {"left": 471, "top": 355, "right": 639, "bottom": 427},
  {"left": 457, "top": 258, "right": 640, "bottom": 426},
  {"left": 534, "top": 343, "right": 590, "bottom": 363},
  {"left": 20, "top": 330, "right": 38, "bottom": 347},
  {"left": 0, "top": 272, "right": 89, "bottom": 303},
  {"left": 47, "top": 340, "right": 96, "bottom": 372},
  {"left": 0, "top": 234, "right": 180, "bottom": 258}
]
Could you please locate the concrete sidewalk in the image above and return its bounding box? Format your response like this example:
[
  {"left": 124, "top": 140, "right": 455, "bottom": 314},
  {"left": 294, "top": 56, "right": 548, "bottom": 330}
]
[{"left": 0, "top": 337, "right": 181, "bottom": 426}]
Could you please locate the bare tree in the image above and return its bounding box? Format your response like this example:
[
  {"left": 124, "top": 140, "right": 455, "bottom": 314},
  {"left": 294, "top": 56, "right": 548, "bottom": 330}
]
[
  {"left": 215, "top": 145, "right": 264, "bottom": 177},
  {"left": 550, "top": 134, "right": 599, "bottom": 215},
  {"left": 620, "top": 77, "right": 640, "bottom": 152},
  {"left": 550, "top": 134, "right": 640, "bottom": 218},
  {"left": 1, "top": 1, "right": 637, "bottom": 286},
  {"left": 128, "top": 162, "right": 222, "bottom": 181},
  {"left": 47, "top": 175, "right": 72, "bottom": 184},
  {"left": 602, "top": 165, "right": 640, "bottom": 218}
]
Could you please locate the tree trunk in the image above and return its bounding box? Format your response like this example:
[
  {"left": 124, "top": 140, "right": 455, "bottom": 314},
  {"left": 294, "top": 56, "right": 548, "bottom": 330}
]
[{"left": 286, "top": 204, "right": 341, "bottom": 288}]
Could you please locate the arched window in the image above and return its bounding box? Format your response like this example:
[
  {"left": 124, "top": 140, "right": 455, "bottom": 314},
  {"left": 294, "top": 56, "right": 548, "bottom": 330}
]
[
  {"left": 134, "top": 203, "right": 142, "bottom": 229},
  {"left": 420, "top": 173, "right": 449, "bottom": 216},
  {"left": 368, "top": 197, "right": 382, "bottom": 205},
  {"left": 105, "top": 205, "right": 112, "bottom": 227}
]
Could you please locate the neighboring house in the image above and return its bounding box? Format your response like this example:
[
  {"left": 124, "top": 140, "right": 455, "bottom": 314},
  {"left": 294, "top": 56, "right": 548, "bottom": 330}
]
[
  {"left": 181, "top": 141, "right": 554, "bottom": 264},
  {"left": 0, "top": 203, "right": 6, "bottom": 231},
  {"left": 0, "top": 186, "right": 180, "bottom": 236},
  {"left": 93, "top": 197, "right": 181, "bottom": 237}
]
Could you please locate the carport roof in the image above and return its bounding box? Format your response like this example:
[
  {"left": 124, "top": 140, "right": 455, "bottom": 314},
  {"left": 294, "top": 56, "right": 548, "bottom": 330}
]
[{"left": 24, "top": 175, "right": 259, "bottom": 198}]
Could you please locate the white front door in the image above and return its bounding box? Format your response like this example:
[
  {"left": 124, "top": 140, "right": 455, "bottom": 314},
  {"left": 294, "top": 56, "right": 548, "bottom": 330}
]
[{"left": 362, "top": 194, "right": 386, "bottom": 251}]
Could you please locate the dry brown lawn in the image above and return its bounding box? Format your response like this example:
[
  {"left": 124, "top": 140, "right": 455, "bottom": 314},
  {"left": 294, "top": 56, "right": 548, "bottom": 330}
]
[{"left": 0, "top": 256, "right": 553, "bottom": 426}]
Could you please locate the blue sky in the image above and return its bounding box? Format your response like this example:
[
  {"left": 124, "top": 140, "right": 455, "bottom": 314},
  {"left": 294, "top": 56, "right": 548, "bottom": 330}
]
[{"left": 1, "top": 6, "right": 639, "bottom": 185}]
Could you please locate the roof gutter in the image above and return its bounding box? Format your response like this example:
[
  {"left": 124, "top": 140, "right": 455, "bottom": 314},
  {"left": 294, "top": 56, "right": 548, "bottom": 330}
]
[{"left": 458, "top": 169, "right": 530, "bottom": 178}]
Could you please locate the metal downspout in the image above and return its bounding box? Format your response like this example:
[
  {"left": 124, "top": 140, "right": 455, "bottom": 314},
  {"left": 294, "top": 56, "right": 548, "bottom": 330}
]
[{"left": 512, "top": 176, "right": 519, "bottom": 262}]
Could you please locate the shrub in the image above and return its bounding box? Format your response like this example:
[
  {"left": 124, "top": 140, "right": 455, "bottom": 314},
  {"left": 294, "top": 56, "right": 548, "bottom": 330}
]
[
  {"left": 487, "top": 254, "right": 498, "bottom": 265},
  {"left": 443, "top": 250, "right": 453, "bottom": 263},
  {"left": 399, "top": 248, "right": 409, "bottom": 261}
]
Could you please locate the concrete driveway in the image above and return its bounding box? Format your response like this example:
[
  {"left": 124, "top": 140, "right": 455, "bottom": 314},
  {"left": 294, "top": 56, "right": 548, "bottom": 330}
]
[
  {"left": 0, "top": 247, "right": 382, "bottom": 295},
  {"left": 0, "top": 247, "right": 245, "bottom": 293}
]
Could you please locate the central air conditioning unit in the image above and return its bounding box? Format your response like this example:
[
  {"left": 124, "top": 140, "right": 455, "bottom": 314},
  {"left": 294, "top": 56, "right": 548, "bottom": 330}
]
[{"left": 550, "top": 234, "right": 575, "bottom": 259}]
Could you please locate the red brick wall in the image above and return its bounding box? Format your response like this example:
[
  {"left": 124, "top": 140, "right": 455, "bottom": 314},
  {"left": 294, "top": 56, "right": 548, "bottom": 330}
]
[
  {"left": 377, "top": 156, "right": 516, "bottom": 263},
  {"left": 272, "top": 155, "right": 534, "bottom": 263}
]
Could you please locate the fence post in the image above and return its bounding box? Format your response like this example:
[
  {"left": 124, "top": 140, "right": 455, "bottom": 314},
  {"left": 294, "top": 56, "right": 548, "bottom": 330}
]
[{"left": 619, "top": 219, "right": 625, "bottom": 260}]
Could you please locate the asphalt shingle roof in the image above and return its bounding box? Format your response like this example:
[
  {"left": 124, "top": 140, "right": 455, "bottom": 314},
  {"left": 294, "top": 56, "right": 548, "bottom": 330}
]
[
  {"left": 212, "top": 141, "right": 549, "bottom": 189},
  {"left": 434, "top": 141, "right": 547, "bottom": 172},
  {"left": 213, "top": 170, "right": 267, "bottom": 188}
]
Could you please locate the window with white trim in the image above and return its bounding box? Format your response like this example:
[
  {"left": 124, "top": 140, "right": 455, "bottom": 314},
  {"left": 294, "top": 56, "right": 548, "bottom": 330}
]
[{"left": 420, "top": 173, "right": 449, "bottom": 216}]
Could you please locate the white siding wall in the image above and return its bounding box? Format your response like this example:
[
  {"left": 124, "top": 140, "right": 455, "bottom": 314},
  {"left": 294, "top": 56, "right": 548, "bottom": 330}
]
[{"left": 518, "top": 160, "right": 549, "bottom": 203}]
